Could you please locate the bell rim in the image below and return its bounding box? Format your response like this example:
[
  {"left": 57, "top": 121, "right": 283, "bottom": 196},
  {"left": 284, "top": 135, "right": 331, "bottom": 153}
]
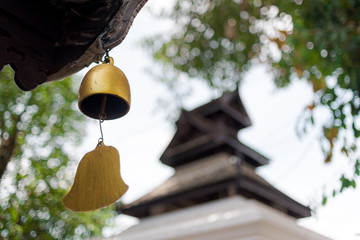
[{"left": 78, "top": 93, "right": 131, "bottom": 120}]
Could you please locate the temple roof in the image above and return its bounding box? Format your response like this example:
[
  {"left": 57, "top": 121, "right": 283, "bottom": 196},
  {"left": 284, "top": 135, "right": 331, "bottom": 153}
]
[
  {"left": 161, "top": 131, "right": 269, "bottom": 168},
  {"left": 160, "top": 91, "right": 262, "bottom": 168},
  {"left": 0, "top": 0, "right": 147, "bottom": 90},
  {"left": 118, "top": 153, "right": 311, "bottom": 219},
  {"left": 118, "top": 91, "right": 312, "bottom": 220}
]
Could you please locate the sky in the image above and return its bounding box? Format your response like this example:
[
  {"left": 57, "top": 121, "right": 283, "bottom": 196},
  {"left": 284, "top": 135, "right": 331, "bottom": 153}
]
[{"left": 76, "top": 1, "right": 360, "bottom": 239}]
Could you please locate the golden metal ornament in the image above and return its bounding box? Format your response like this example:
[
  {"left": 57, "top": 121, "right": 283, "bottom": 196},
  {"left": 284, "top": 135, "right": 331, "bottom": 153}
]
[
  {"left": 63, "top": 142, "right": 129, "bottom": 212},
  {"left": 78, "top": 57, "right": 131, "bottom": 120},
  {"left": 64, "top": 53, "right": 130, "bottom": 211}
]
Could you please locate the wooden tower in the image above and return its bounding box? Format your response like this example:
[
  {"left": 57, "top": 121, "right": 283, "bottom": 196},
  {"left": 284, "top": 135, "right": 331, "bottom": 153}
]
[
  {"left": 112, "top": 91, "right": 330, "bottom": 240},
  {"left": 118, "top": 91, "right": 311, "bottom": 219}
]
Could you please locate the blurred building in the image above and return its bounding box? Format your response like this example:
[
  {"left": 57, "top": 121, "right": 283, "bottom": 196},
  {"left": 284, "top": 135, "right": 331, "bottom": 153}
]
[{"left": 109, "top": 91, "right": 330, "bottom": 240}]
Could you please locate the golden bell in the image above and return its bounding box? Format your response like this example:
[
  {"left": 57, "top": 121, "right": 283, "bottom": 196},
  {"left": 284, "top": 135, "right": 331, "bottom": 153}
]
[
  {"left": 78, "top": 57, "right": 130, "bottom": 120},
  {"left": 63, "top": 142, "right": 129, "bottom": 212}
]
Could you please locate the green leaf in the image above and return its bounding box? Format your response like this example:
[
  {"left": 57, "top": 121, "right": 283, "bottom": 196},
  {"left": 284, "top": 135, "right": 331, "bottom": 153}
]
[{"left": 321, "top": 196, "right": 327, "bottom": 206}]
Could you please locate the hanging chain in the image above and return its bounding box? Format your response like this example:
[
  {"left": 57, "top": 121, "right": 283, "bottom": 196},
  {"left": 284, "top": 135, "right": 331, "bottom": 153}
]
[
  {"left": 98, "top": 114, "right": 106, "bottom": 145},
  {"left": 98, "top": 95, "right": 108, "bottom": 145},
  {"left": 103, "top": 49, "right": 110, "bottom": 64}
]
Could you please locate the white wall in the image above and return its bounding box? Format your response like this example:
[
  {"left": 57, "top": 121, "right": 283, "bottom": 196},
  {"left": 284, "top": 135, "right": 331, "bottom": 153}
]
[{"left": 107, "top": 197, "right": 331, "bottom": 240}]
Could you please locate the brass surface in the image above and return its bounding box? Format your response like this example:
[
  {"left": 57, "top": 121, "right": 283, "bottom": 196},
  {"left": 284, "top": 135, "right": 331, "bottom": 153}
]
[
  {"left": 78, "top": 57, "right": 131, "bottom": 120},
  {"left": 63, "top": 142, "right": 129, "bottom": 212}
]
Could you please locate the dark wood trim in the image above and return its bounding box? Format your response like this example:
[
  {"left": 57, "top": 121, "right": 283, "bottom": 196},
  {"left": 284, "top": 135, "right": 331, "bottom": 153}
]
[{"left": 119, "top": 175, "right": 311, "bottom": 219}]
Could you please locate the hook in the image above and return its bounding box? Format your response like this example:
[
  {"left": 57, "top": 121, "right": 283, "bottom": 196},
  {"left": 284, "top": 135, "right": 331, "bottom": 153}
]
[{"left": 103, "top": 49, "right": 110, "bottom": 64}]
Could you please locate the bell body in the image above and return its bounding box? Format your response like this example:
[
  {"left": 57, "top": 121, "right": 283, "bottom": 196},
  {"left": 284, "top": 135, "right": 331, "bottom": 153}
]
[
  {"left": 78, "top": 58, "right": 131, "bottom": 120},
  {"left": 63, "top": 142, "right": 128, "bottom": 211}
]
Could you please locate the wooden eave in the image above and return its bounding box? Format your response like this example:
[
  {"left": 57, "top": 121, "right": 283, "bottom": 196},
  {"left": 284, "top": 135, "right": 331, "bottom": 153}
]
[
  {"left": 119, "top": 179, "right": 311, "bottom": 219},
  {"left": 118, "top": 153, "right": 310, "bottom": 219},
  {"left": 160, "top": 132, "right": 269, "bottom": 168},
  {"left": 0, "top": 0, "right": 147, "bottom": 90}
]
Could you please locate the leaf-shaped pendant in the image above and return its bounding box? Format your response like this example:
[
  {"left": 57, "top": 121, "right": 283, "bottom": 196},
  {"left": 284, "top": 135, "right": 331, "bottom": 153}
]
[{"left": 63, "top": 142, "right": 128, "bottom": 211}]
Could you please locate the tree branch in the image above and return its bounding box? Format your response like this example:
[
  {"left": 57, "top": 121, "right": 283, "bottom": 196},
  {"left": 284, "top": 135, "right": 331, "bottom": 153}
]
[{"left": 0, "top": 128, "right": 18, "bottom": 180}]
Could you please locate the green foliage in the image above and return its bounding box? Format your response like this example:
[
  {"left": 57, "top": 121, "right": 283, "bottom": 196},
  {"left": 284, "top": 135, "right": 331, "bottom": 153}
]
[
  {"left": 0, "top": 66, "right": 115, "bottom": 239},
  {"left": 145, "top": 0, "right": 360, "bottom": 198}
]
